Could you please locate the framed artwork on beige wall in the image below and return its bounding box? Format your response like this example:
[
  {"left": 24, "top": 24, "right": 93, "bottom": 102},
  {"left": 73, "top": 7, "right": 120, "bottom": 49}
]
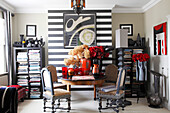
[
  {"left": 26, "top": 25, "right": 36, "bottom": 37},
  {"left": 120, "top": 24, "right": 133, "bottom": 36}
]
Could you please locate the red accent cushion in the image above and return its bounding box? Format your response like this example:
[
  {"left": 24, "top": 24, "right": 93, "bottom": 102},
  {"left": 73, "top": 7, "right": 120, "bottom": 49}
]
[{"left": 8, "top": 85, "right": 22, "bottom": 90}]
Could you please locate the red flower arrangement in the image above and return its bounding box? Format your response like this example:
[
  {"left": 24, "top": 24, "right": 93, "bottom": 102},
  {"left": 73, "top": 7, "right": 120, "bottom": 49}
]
[
  {"left": 89, "top": 46, "right": 109, "bottom": 59},
  {"left": 132, "top": 53, "right": 150, "bottom": 62}
]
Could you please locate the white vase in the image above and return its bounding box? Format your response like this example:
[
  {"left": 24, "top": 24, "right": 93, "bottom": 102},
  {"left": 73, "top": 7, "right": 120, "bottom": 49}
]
[{"left": 137, "top": 61, "right": 144, "bottom": 81}]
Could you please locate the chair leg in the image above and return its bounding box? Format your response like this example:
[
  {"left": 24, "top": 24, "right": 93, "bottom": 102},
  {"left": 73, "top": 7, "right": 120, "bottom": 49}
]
[
  {"left": 67, "top": 97, "right": 71, "bottom": 112},
  {"left": 106, "top": 99, "right": 109, "bottom": 107},
  {"left": 57, "top": 99, "right": 60, "bottom": 107},
  {"left": 51, "top": 98, "right": 55, "bottom": 112},
  {"left": 122, "top": 97, "right": 125, "bottom": 111},
  {"left": 115, "top": 99, "right": 119, "bottom": 113},
  {"left": 98, "top": 97, "right": 102, "bottom": 112},
  {"left": 43, "top": 98, "right": 47, "bottom": 112}
]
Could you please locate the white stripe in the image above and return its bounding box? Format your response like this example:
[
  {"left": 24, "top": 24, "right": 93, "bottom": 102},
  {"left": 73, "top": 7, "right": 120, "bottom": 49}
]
[
  {"left": 48, "top": 49, "right": 71, "bottom": 52},
  {"left": 108, "top": 54, "right": 112, "bottom": 57},
  {"left": 57, "top": 73, "right": 63, "bottom": 77},
  {"left": 48, "top": 25, "right": 63, "bottom": 28},
  {"left": 49, "top": 61, "right": 64, "bottom": 64},
  {"left": 56, "top": 67, "right": 62, "bottom": 71},
  {"left": 48, "top": 55, "right": 71, "bottom": 58},
  {"left": 48, "top": 43, "right": 63, "bottom": 46},
  {"left": 102, "top": 67, "right": 105, "bottom": 70},
  {"left": 97, "top": 37, "right": 112, "bottom": 40},
  {"left": 48, "top": 19, "right": 63, "bottom": 22},
  {"left": 97, "top": 25, "right": 112, "bottom": 28},
  {"left": 48, "top": 31, "right": 63, "bottom": 34},
  {"left": 96, "top": 13, "right": 111, "bottom": 16},
  {"left": 97, "top": 19, "right": 112, "bottom": 22},
  {"left": 48, "top": 13, "right": 63, "bottom": 16},
  {"left": 97, "top": 43, "right": 112, "bottom": 46},
  {"left": 48, "top": 37, "right": 64, "bottom": 40},
  {"left": 97, "top": 31, "right": 112, "bottom": 34},
  {"left": 102, "top": 60, "right": 112, "bottom": 64}
]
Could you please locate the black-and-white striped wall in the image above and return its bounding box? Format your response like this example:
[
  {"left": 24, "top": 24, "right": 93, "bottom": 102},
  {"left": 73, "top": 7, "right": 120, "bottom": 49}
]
[{"left": 48, "top": 10, "right": 112, "bottom": 77}]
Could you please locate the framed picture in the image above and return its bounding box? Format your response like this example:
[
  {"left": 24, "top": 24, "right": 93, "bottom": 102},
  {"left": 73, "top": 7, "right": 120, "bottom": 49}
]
[
  {"left": 153, "top": 22, "right": 167, "bottom": 55},
  {"left": 64, "top": 13, "right": 96, "bottom": 48},
  {"left": 120, "top": 24, "right": 133, "bottom": 36},
  {"left": 26, "top": 25, "right": 36, "bottom": 37}
]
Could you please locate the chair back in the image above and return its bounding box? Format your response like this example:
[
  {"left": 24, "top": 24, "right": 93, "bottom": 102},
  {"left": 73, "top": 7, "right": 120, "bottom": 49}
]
[
  {"left": 115, "top": 67, "right": 126, "bottom": 94},
  {"left": 105, "top": 64, "right": 118, "bottom": 82},
  {"left": 47, "top": 65, "right": 58, "bottom": 82},
  {"left": 41, "top": 68, "right": 54, "bottom": 95}
]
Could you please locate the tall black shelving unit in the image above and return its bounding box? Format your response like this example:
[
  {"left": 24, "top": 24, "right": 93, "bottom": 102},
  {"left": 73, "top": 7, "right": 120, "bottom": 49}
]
[
  {"left": 116, "top": 47, "right": 146, "bottom": 98},
  {"left": 13, "top": 47, "right": 45, "bottom": 99}
]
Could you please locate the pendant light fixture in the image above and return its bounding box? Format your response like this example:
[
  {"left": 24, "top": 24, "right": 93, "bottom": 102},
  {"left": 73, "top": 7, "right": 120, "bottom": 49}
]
[{"left": 71, "top": 0, "right": 85, "bottom": 14}]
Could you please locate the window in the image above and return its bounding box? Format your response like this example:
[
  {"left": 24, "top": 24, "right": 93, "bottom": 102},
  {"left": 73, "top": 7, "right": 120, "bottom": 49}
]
[{"left": 0, "top": 11, "right": 7, "bottom": 74}]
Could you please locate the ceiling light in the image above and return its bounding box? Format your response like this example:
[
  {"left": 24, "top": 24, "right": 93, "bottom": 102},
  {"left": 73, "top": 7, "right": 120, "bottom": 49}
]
[{"left": 71, "top": 0, "right": 85, "bottom": 14}]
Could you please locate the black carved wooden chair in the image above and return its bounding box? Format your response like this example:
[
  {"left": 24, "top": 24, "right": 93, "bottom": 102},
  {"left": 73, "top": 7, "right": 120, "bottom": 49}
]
[
  {"left": 97, "top": 67, "right": 126, "bottom": 113},
  {"left": 41, "top": 67, "right": 71, "bottom": 112}
]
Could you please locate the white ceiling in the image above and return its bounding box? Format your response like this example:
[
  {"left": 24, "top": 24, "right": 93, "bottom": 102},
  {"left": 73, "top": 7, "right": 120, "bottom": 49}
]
[{"left": 1, "top": 0, "right": 161, "bottom": 13}]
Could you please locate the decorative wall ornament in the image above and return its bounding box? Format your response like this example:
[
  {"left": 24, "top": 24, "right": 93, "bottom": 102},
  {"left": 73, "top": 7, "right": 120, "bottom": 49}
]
[
  {"left": 64, "top": 14, "right": 96, "bottom": 48},
  {"left": 79, "top": 29, "right": 95, "bottom": 45},
  {"left": 153, "top": 22, "right": 167, "bottom": 55},
  {"left": 120, "top": 24, "right": 133, "bottom": 36}
]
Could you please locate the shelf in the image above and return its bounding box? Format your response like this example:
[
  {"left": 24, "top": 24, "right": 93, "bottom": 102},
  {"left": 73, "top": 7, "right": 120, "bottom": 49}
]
[
  {"left": 116, "top": 47, "right": 145, "bottom": 98},
  {"left": 14, "top": 47, "right": 44, "bottom": 99}
]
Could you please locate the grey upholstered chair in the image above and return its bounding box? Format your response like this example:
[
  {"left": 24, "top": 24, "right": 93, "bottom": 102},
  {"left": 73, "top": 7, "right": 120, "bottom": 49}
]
[
  {"left": 97, "top": 67, "right": 126, "bottom": 113},
  {"left": 96, "top": 64, "right": 118, "bottom": 98},
  {"left": 41, "top": 67, "right": 71, "bottom": 112}
]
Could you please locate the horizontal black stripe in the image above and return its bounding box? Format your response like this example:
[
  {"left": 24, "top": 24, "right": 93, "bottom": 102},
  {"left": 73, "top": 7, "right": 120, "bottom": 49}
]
[
  {"left": 58, "top": 70, "right": 62, "bottom": 73},
  {"left": 102, "top": 63, "right": 113, "bottom": 66},
  {"left": 48, "top": 52, "right": 68, "bottom": 55},
  {"left": 97, "top": 34, "right": 112, "bottom": 36},
  {"left": 48, "top": 40, "right": 63, "bottom": 43},
  {"left": 48, "top": 28, "right": 63, "bottom": 31},
  {"left": 102, "top": 58, "right": 115, "bottom": 61},
  {"left": 48, "top": 16, "right": 63, "bottom": 19},
  {"left": 96, "top": 16, "right": 112, "bottom": 19},
  {"left": 48, "top": 34, "right": 63, "bottom": 37},
  {"left": 48, "top": 46, "right": 64, "bottom": 49},
  {"left": 48, "top": 58, "right": 65, "bottom": 61},
  {"left": 97, "top": 40, "right": 112, "bottom": 43},
  {"left": 97, "top": 22, "right": 111, "bottom": 25},
  {"left": 97, "top": 28, "right": 112, "bottom": 30},
  {"left": 48, "top": 10, "right": 111, "bottom": 13},
  {"left": 48, "top": 22, "right": 63, "bottom": 25}
]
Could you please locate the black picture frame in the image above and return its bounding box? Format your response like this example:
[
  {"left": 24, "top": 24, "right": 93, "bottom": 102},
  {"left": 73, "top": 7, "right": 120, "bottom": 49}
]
[
  {"left": 26, "top": 25, "right": 36, "bottom": 37},
  {"left": 120, "top": 24, "right": 133, "bottom": 36},
  {"left": 63, "top": 13, "right": 96, "bottom": 49}
]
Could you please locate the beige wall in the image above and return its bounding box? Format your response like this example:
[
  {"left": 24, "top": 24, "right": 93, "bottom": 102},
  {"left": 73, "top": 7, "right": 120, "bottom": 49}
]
[
  {"left": 112, "top": 13, "right": 145, "bottom": 47},
  {"left": 12, "top": 13, "right": 48, "bottom": 65},
  {"left": 144, "top": 0, "right": 170, "bottom": 109}
]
